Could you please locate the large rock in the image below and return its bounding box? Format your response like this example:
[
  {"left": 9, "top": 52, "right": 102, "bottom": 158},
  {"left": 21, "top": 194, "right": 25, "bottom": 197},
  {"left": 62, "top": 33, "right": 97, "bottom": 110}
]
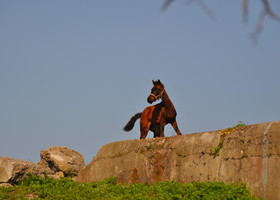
[
  {"left": 0, "top": 147, "right": 84, "bottom": 184},
  {"left": 0, "top": 157, "right": 51, "bottom": 184},
  {"left": 77, "top": 121, "right": 280, "bottom": 200},
  {"left": 38, "top": 146, "right": 84, "bottom": 176}
]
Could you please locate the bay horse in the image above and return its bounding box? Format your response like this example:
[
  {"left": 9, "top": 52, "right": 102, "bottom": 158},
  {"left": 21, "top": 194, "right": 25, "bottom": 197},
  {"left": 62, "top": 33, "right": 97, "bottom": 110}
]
[{"left": 123, "top": 80, "right": 182, "bottom": 139}]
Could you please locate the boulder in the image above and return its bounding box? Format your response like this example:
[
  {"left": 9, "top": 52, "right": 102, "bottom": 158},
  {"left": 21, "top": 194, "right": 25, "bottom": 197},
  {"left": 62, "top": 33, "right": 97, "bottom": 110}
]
[
  {"left": 38, "top": 146, "right": 84, "bottom": 176},
  {"left": 0, "top": 147, "right": 84, "bottom": 184},
  {"left": 0, "top": 157, "right": 51, "bottom": 184},
  {"left": 77, "top": 121, "right": 280, "bottom": 200}
]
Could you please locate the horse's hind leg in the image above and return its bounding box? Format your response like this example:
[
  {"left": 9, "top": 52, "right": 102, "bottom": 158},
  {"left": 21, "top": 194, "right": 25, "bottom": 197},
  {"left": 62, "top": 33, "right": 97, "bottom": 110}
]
[
  {"left": 160, "top": 126, "right": 165, "bottom": 137},
  {"left": 140, "top": 122, "right": 150, "bottom": 139},
  {"left": 171, "top": 121, "right": 182, "bottom": 135}
]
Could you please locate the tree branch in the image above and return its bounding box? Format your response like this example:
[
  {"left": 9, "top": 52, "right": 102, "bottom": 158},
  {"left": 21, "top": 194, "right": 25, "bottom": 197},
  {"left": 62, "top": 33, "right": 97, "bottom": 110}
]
[
  {"left": 161, "top": 0, "right": 215, "bottom": 21},
  {"left": 161, "top": 0, "right": 279, "bottom": 44},
  {"left": 250, "top": 0, "right": 280, "bottom": 44}
]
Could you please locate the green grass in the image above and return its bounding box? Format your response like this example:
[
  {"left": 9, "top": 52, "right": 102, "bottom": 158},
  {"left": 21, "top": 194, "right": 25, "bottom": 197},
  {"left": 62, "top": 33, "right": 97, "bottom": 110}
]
[
  {"left": 210, "top": 139, "right": 224, "bottom": 157},
  {"left": 0, "top": 174, "right": 260, "bottom": 200}
]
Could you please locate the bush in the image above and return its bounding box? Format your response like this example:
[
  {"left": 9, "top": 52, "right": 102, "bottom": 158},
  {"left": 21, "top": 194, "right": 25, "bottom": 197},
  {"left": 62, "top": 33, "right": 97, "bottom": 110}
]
[{"left": 0, "top": 174, "right": 260, "bottom": 200}]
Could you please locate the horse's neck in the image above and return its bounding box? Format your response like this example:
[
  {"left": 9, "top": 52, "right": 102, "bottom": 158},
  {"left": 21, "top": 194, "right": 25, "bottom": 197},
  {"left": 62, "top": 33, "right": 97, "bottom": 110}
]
[{"left": 162, "top": 90, "right": 176, "bottom": 112}]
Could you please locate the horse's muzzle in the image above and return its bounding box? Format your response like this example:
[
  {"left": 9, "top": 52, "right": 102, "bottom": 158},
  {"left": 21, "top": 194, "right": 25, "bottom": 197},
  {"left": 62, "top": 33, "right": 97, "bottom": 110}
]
[{"left": 147, "top": 95, "right": 155, "bottom": 104}]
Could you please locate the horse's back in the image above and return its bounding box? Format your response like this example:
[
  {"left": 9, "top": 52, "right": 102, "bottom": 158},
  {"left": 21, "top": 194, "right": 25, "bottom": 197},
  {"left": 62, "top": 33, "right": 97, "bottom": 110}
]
[
  {"left": 141, "top": 105, "right": 155, "bottom": 121},
  {"left": 141, "top": 103, "right": 166, "bottom": 123}
]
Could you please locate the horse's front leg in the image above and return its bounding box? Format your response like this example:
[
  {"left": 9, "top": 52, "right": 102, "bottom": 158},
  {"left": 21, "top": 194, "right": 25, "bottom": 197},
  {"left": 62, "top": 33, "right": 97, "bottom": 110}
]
[
  {"left": 157, "top": 122, "right": 165, "bottom": 137},
  {"left": 171, "top": 121, "right": 182, "bottom": 135},
  {"left": 152, "top": 124, "right": 161, "bottom": 138}
]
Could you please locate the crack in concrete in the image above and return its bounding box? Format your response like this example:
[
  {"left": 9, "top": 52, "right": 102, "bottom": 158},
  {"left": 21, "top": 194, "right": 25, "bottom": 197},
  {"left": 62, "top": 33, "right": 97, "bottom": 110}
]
[{"left": 262, "top": 122, "right": 273, "bottom": 199}]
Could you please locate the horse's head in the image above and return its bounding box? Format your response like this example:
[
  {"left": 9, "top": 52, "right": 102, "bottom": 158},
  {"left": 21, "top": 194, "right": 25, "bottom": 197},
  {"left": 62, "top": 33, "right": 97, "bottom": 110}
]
[{"left": 147, "top": 79, "right": 165, "bottom": 104}]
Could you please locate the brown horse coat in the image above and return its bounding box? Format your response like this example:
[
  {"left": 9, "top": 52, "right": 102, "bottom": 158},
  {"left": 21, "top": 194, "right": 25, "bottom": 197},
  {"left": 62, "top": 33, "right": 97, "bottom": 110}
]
[{"left": 123, "top": 80, "right": 182, "bottom": 139}]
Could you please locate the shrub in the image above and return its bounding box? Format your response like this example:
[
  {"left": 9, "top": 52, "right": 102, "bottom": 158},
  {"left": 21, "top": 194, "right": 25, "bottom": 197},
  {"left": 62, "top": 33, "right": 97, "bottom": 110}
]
[{"left": 0, "top": 175, "right": 260, "bottom": 200}]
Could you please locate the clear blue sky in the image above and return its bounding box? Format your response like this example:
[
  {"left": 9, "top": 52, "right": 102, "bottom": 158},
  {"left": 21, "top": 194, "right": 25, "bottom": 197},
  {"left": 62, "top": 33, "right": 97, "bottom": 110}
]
[{"left": 1, "top": 1, "right": 279, "bottom": 164}]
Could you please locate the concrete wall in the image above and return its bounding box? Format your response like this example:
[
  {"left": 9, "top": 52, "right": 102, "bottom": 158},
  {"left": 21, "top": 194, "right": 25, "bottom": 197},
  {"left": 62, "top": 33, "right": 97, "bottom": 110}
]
[{"left": 77, "top": 121, "right": 280, "bottom": 200}]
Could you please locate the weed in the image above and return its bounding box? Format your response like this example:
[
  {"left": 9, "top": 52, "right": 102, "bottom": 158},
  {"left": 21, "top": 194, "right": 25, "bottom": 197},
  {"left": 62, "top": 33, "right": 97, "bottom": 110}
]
[
  {"left": 241, "top": 154, "right": 249, "bottom": 159},
  {"left": 140, "top": 143, "right": 166, "bottom": 153},
  {"left": 0, "top": 174, "right": 260, "bottom": 200},
  {"left": 210, "top": 139, "right": 224, "bottom": 157},
  {"left": 236, "top": 121, "right": 246, "bottom": 127},
  {"left": 220, "top": 122, "right": 246, "bottom": 136},
  {"left": 177, "top": 153, "right": 187, "bottom": 157},
  {"left": 214, "top": 122, "right": 247, "bottom": 158}
]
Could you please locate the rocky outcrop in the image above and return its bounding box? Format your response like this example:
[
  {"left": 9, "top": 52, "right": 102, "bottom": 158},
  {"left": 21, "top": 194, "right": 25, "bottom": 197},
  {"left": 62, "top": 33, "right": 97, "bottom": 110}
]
[
  {"left": 77, "top": 121, "right": 280, "bottom": 200},
  {"left": 38, "top": 146, "right": 84, "bottom": 176},
  {"left": 0, "top": 157, "right": 51, "bottom": 184},
  {"left": 0, "top": 146, "right": 84, "bottom": 184}
]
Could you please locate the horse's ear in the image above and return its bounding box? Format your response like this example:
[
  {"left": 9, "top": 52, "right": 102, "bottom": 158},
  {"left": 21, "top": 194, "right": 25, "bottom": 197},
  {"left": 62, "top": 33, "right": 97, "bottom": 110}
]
[
  {"left": 152, "top": 80, "right": 155, "bottom": 85},
  {"left": 158, "top": 79, "right": 164, "bottom": 88}
]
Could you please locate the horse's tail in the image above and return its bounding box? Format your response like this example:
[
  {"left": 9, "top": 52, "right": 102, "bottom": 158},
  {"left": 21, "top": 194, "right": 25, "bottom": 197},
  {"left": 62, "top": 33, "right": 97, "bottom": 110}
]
[{"left": 123, "top": 112, "right": 142, "bottom": 131}]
